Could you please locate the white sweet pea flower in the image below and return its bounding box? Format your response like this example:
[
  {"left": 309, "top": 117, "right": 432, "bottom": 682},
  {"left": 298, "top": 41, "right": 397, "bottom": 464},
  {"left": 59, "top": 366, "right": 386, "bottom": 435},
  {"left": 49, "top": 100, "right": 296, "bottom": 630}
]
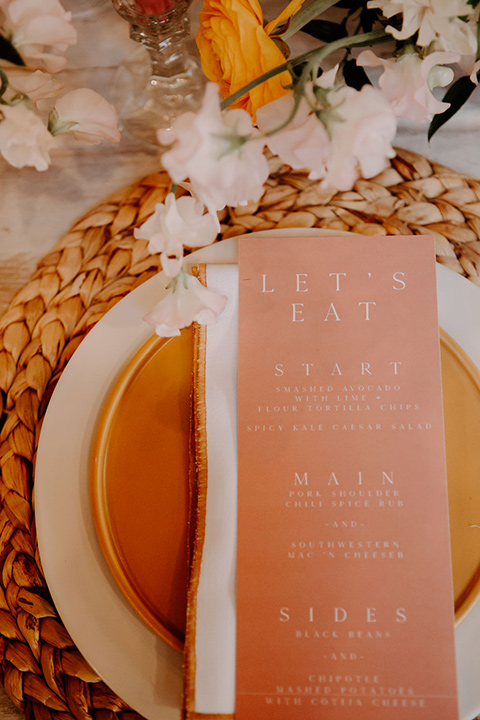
[
  {"left": 0, "top": 102, "right": 55, "bottom": 170},
  {"left": 6, "top": 68, "right": 64, "bottom": 101},
  {"left": 259, "top": 82, "right": 395, "bottom": 191},
  {"left": 470, "top": 59, "right": 480, "bottom": 84},
  {"left": 257, "top": 91, "right": 330, "bottom": 180},
  {"left": 51, "top": 88, "right": 120, "bottom": 144},
  {"left": 134, "top": 193, "right": 219, "bottom": 277},
  {"left": 256, "top": 66, "right": 342, "bottom": 179},
  {"left": 431, "top": 16, "right": 478, "bottom": 56},
  {"left": 357, "top": 49, "right": 458, "bottom": 122},
  {"left": 316, "top": 64, "right": 340, "bottom": 89},
  {"left": 323, "top": 84, "right": 397, "bottom": 191},
  {"left": 144, "top": 271, "right": 228, "bottom": 337},
  {"left": 367, "top": 0, "right": 476, "bottom": 54},
  {"left": 159, "top": 82, "right": 269, "bottom": 213},
  {"left": 3, "top": 0, "right": 77, "bottom": 72}
]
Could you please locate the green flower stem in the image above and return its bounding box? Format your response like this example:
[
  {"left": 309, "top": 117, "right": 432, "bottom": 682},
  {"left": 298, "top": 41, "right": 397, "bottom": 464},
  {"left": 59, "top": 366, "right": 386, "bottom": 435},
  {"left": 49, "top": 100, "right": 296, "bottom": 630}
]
[
  {"left": 166, "top": 267, "right": 188, "bottom": 291},
  {"left": 220, "top": 28, "right": 389, "bottom": 111},
  {"left": 260, "top": 62, "right": 311, "bottom": 137},
  {"left": 280, "top": 0, "right": 340, "bottom": 41}
]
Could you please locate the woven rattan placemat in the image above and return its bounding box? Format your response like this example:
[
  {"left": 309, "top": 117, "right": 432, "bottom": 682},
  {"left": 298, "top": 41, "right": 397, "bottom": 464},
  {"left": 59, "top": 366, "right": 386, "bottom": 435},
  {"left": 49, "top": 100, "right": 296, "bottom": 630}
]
[{"left": 1, "top": 146, "right": 480, "bottom": 719}]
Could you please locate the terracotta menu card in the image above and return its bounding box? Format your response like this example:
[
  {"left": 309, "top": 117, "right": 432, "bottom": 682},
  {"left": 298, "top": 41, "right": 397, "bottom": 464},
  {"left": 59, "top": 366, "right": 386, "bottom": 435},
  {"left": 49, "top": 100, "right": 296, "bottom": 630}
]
[{"left": 236, "top": 235, "right": 458, "bottom": 719}]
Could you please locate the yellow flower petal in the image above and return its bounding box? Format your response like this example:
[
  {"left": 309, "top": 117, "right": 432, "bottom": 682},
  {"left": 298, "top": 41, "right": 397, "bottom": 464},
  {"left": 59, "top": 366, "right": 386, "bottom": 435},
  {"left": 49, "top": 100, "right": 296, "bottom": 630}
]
[
  {"left": 264, "top": 0, "right": 305, "bottom": 36},
  {"left": 196, "top": 0, "right": 294, "bottom": 122}
]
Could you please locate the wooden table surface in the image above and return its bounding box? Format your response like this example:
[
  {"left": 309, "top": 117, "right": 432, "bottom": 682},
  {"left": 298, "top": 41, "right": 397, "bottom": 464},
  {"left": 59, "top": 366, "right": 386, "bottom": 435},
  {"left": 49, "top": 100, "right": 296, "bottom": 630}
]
[{"left": 1, "top": 3, "right": 480, "bottom": 718}]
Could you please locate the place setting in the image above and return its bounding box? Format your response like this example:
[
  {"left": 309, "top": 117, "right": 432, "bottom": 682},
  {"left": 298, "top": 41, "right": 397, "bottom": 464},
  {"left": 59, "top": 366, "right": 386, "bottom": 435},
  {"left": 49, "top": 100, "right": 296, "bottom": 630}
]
[{"left": 32, "top": 217, "right": 480, "bottom": 720}]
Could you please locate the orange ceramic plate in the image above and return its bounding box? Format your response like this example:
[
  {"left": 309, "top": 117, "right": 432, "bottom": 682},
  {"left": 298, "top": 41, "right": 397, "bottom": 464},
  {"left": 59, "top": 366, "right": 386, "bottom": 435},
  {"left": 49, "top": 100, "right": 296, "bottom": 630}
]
[
  {"left": 91, "top": 327, "right": 480, "bottom": 651},
  {"left": 91, "top": 328, "right": 194, "bottom": 653},
  {"left": 442, "top": 330, "right": 480, "bottom": 621}
]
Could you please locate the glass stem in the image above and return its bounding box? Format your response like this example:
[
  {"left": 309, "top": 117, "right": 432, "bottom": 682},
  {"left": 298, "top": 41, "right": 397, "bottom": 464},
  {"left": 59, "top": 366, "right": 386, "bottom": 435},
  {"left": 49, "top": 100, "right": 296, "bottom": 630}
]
[{"left": 129, "top": 12, "right": 191, "bottom": 78}]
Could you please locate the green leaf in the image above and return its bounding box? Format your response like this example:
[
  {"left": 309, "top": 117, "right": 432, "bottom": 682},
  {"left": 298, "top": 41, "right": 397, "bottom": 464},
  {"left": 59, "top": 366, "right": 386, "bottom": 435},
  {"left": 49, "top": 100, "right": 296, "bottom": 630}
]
[
  {"left": 428, "top": 75, "right": 476, "bottom": 141},
  {"left": 359, "top": 6, "right": 376, "bottom": 32},
  {"left": 0, "top": 35, "right": 24, "bottom": 66},
  {"left": 280, "top": 0, "right": 339, "bottom": 40},
  {"left": 334, "top": 0, "right": 364, "bottom": 9},
  {"left": 300, "top": 19, "right": 346, "bottom": 43},
  {"left": 343, "top": 58, "right": 371, "bottom": 90}
]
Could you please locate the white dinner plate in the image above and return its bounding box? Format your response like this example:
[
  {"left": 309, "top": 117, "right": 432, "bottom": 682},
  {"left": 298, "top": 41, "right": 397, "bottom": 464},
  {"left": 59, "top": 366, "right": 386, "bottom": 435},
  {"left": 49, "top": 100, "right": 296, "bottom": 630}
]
[{"left": 35, "top": 230, "right": 480, "bottom": 720}]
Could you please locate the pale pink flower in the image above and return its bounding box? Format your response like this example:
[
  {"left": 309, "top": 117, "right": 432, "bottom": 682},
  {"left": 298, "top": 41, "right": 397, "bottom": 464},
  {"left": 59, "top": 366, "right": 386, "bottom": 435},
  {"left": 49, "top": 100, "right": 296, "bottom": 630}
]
[
  {"left": 134, "top": 193, "right": 219, "bottom": 277},
  {"left": 0, "top": 102, "right": 55, "bottom": 170},
  {"left": 159, "top": 82, "right": 269, "bottom": 213},
  {"left": 432, "top": 16, "right": 478, "bottom": 56},
  {"left": 323, "top": 84, "right": 396, "bottom": 191},
  {"left": 259, "top": 82, "right": 395, "bottom": 191},
  {"left": 316, "top": 64, "right": 340, "bottom": 89},
  {"left": 4, "top": 0, "right": 77, "bottom": 72},
  {"left": 367, "top": 0, "right": 476, "bottom": 54},
  {"left": 257, "top": 91, "right": 330, "bottom": 180},
  {"left": 144, "top": 272, "right": 228, "bottom": 337},
  {"left": 53, "top": 88, "right": 120, "bottom": 144},
  {"left": 6, "top": 68, "right": 64, "bottom": 101},
  {"left": 357, "top": 50, "right": 458, "bottom": 122},
  {"left": 470, "top": 59, "right": 480, "bottom": 85}
]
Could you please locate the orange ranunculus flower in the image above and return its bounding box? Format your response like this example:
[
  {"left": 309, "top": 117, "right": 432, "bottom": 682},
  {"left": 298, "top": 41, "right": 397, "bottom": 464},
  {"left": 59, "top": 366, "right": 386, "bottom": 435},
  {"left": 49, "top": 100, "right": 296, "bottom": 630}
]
[{"left": 196, "top": 0, "right": 303, "bottom": 122}]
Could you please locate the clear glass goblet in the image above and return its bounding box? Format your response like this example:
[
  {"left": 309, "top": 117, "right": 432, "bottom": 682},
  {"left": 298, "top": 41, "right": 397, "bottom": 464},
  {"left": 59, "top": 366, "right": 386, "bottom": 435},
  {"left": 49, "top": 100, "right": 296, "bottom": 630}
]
[{"left": 111, "top": 0, "right": 206, "bottom": 149}]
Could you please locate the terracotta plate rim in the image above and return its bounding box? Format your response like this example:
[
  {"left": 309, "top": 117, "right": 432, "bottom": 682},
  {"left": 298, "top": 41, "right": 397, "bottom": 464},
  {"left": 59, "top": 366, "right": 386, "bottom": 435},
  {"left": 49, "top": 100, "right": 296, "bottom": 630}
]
[
  {"left": 441, "top": 329, "right": 480, "bottom": 624},
  {"left": 91, "top": 334, "right": 185, "bottom": 653}
]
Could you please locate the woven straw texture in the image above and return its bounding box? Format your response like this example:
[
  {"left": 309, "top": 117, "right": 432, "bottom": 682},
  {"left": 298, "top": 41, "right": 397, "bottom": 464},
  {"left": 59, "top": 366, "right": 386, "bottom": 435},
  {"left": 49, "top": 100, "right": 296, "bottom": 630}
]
[{"left": 1, "top": 146, "right": 480, "bottom": 719}]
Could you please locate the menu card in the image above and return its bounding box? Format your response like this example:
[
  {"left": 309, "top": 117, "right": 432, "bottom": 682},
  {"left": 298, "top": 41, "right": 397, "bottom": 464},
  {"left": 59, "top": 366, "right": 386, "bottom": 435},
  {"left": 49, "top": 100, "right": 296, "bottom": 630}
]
[{"left": 236, "top": 235, "right": 458, "bottom": 719}]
